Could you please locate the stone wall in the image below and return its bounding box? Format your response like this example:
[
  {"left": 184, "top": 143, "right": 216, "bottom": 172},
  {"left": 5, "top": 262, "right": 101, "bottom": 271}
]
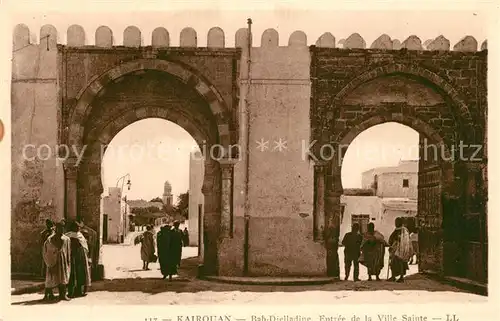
[
  {"left": 241, "top": 29, "right": 324, "bottom": 276},
  {"left": 11, "top": 24, "right": 65, "bottom": 274}
]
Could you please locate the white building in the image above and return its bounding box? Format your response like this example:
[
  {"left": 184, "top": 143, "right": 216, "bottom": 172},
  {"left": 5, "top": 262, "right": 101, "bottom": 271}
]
[
  {"left": 361, "top": 160, "right": 418, "bottom": 199},
  {"left": 102, "top": 187, "right": 130, "bottom": 243},
  {"left": 340, "top": 160, "right": 419, "bottom": 241}
]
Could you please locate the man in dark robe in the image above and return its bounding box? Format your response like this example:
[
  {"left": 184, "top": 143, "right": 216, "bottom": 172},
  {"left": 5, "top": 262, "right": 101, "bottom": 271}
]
[
  {"left": 360, "top": 223, "right": 387, "bottom": 281},
  {"left": 40, "top": 219, "right": 54, "bottom": 278},
  {"left": 341, "top": 223, "right": 362, "bottom": 281},
  {"left": 65, "top": 221, "right": 91, "bottom": 297},
  {"left": 166, "top": 221, "right": 183, "bottom": 281},
  {"left": 182, "top": 228, "right": 190, "bottom": 247},
  {"left": 157, "top": 225, "right": 171, "bottom": 279}
]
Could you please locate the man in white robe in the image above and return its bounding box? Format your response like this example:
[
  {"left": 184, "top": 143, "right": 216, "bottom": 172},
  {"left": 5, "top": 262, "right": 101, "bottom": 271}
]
[{"left": 42, "top": 222, "right": 71, "bottom": 301}]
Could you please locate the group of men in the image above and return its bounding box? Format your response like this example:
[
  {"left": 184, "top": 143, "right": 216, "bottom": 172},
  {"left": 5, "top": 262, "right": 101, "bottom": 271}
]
[
  {"left": 342, "top": 217, "right": 419, "bottom": 282},
  {"left": 39, "top": 218, "right": 97, "bottom": 302},
  {"left": 138, "top": 221, "right": 185, "bottom": 281}
]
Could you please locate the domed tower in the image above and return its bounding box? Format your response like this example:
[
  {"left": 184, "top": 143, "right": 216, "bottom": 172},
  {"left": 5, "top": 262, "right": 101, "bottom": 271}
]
[{"left": 162, "top": 181, "right": 173, "bottom": 206}]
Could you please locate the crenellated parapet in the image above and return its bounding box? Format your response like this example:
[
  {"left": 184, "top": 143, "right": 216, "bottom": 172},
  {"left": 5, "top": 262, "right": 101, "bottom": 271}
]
[{"left": 12, "top": 24, "right": 487, "bottom": 52}]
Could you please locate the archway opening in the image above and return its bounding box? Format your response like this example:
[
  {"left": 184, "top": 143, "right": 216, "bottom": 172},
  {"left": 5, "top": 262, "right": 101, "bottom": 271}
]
[
  {"left": 72, "top": 66, "right": 225, "bottom": 280},
  {"left": 98, "top": 118, "right": 203, "bottom": 279},
  {"left": 339, "top": 122, "right": 421, "bottom": 281}
]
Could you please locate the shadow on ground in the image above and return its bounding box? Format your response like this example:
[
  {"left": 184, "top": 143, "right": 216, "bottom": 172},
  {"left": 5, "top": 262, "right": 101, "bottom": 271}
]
[{"left": 13, "top": 257, "right": 475, "bottom": 301}]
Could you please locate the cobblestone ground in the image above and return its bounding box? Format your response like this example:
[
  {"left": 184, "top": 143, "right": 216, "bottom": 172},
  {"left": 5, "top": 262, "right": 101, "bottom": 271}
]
[{"left": 11, "top": 244, "right": 486, "bottom": 305}]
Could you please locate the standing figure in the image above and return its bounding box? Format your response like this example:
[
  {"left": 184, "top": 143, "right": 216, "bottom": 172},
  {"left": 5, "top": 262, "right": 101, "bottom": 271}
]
[
  {"left": 140, "top": 225, "right": 156, "bottom": 270},
  {"left": 65, "top": 221, "right": 92, "bottom": 298},
  {"left": 182, "top": 227, "right": 190, "bottom": 247},
  {"left": 388, "top": 217, "right": 412, "bottom": 282},
  {"left": 77, "top": 219, "right": 98, "bottom": 280},
  {"left": 341, "top": 223, "right": 363, "bottom": 281},
  {"left": 408, "top": 228, "right": 419, "bottom": 265},
  {"left": 360, "top": 223, "right": 387, "bottom": 281},
  {"left": 165, "top": 221, "right": 183, "bottom": 281},
  {"left": 42, "top": 222, "right": 71, "bottom": 301},
  {"left": 157, "top": 225, "right": 172, "bottom": 279},
  {"left": 40, "top": 219, "right": 54, "bottom": 278}
]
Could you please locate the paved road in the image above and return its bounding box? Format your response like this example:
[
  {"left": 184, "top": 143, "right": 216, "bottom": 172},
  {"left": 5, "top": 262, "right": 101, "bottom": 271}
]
[{"left": 11, "top": 244, "right": 484, "bottom": 305}]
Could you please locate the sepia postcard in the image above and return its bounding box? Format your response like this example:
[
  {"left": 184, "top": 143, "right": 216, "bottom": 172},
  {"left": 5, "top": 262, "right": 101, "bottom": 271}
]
[{"left": 0, "top": 1, "right": 498, "bottom": 321}]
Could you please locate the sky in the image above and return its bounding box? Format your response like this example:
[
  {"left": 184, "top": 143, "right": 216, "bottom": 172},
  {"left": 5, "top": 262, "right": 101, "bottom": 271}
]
[
  {"left": 341, "top": 123, "right": 419, "bottom": 188},
  {"left": 4, "top": 5, "right": 491, "bottom": 199},
  {"left": 102, "top": 119, "right": 199, "bottom": 201}
]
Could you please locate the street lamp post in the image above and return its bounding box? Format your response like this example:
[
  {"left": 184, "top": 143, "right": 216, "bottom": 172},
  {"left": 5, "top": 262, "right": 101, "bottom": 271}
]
[{"left": 116, "top": 174, "right": 131, "bottom": 243}]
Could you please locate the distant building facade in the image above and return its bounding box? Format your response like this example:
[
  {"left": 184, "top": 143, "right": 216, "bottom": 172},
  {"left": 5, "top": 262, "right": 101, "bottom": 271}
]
[
  {"left": 361, "top": 160, "right": 418, "bottom": 199},
  {"left": 102, "top": 187, "right": 130, "bottom": 243},
  {"left": 340, "top": 160, "right": 419, "bottom": 241},
  {"left": 127, "top": 199, "right": 164, "bottom": 228}
]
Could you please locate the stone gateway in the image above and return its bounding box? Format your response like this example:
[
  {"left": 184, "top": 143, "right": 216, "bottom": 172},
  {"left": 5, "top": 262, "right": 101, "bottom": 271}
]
[{"left": 11, "top": 24, "right": 487, "bottom": 287}]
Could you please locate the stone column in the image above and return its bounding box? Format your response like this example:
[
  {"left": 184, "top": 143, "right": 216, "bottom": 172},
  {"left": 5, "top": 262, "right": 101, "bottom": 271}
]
[
  {"left": 218, "top": 158, "right": 238, "bottom": 238},
  {"left": 200, "top": 159, "right": 221, "bottom": 276},
  {"left": 313, "top": 161, "right": 327, "bottom": 242},
  {"left": 63, "top": 157, "right": 79, "bottom": 221},
  {"left": 325, "top": 190, "right": 341, "bottom": 278}
]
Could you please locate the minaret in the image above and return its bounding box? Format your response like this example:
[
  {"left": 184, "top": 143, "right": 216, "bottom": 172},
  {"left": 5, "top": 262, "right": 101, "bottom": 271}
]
[{"left": 162, "top": 181, "right": 173, "bottom": 206}]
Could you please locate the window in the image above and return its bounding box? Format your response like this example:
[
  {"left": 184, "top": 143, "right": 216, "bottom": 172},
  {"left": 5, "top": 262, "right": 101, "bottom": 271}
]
[
  {"left": 351, "top": 214, "right": 370, "bottom": 234},
  {"left": 403, "top": 179, "right": 409, "bottom": 188}
]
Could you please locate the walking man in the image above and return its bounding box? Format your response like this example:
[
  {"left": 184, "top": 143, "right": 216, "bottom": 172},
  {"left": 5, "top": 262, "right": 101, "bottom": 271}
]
[{"left": 342, "top": 223, "right": 362, "bottom": 281}]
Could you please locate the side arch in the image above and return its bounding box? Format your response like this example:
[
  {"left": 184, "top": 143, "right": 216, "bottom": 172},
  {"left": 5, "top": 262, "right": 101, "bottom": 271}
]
[{"left": 68, "top": 58, "right": 232, "bottom": 147}]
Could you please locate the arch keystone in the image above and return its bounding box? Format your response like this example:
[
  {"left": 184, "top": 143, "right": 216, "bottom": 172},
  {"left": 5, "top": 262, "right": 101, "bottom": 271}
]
[
  {"left": 13, "top": 24, "right": 30, "bottom": 50},
  {"left": 235, "top": 28, "right": 249, "bottom": 48},
  {"left": 123, "top": 26, "right": 142, "bottom": 47},
  {"left": 40, "top": 24, "right": 58, "bottom": 50},
  {"left": 152, "top": 27, "right": 170, "bottom": 47},
  {"left": 67, "top": 25, "right": 86, "bottom": 46},
  {"left": 370, "top": 34, "right": 392, "bottom": 49},
  {"left": 315, "top": 32, "right": 335, "bottom": 48},
  {"left": 427, "top": 35, "right": 450, "bottom": 51},
  {"left": 207, "top": 27, "right": 225, "bottom": 48},
  {"left": 95, "top": 26, "right": 113, "bottom": 47},
  {"left": 288, "top": 30, "right": 307, "bottom": 46},
  {"left": 453, "top": 36, "right": 478, "bottom": 52},
  {"left": 180, "top": 27, "right": 197, "bottom": 47},
  {"left": 402, "top": 35, "right": 422, "bottom": 50},
  {"left": 261, "top": 28, "right": 279, "bottom": 47},
  {"left": 344, "top": 33, "right": 365, "bottom": 49}
]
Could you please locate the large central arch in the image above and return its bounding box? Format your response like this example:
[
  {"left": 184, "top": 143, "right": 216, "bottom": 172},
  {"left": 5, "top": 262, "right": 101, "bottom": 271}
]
[{"left": 64, "top": 59, "right": 238, "bottom": 276}]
